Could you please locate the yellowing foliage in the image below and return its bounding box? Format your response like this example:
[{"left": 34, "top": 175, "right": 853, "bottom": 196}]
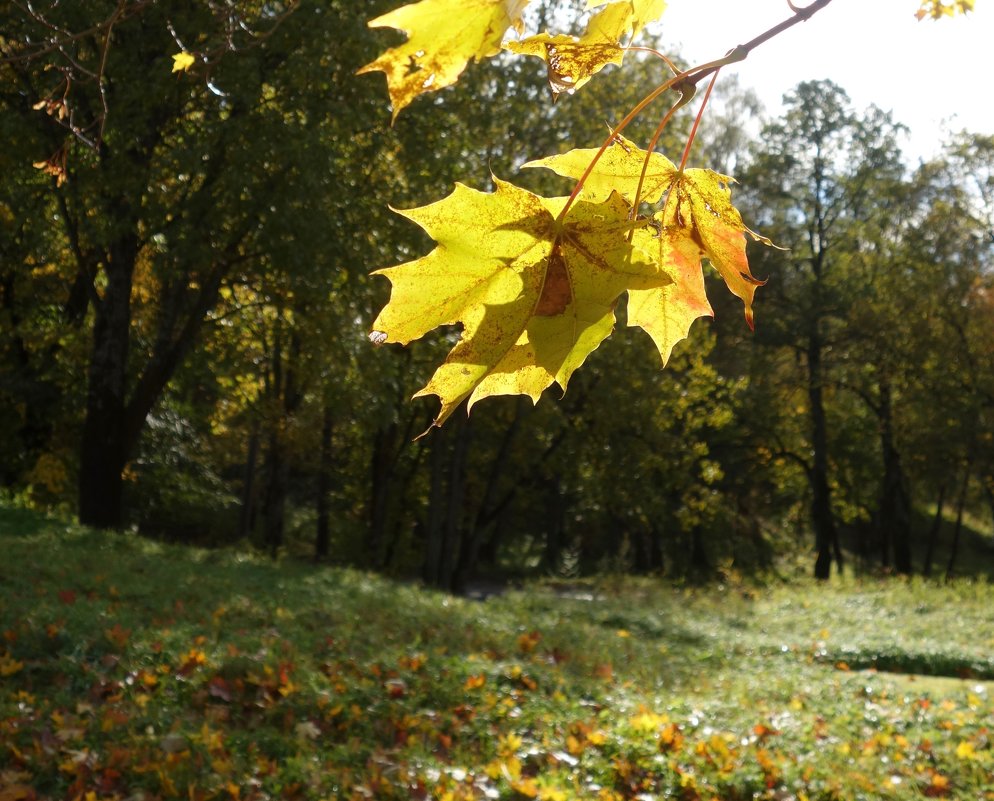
[
  {"left": 506, "top": 0, "right": 667, "bottom": 98},
  {"left": 171, "top": 52, "right": 196, "bottom": 72},
  {"left": 358, "top": 0, "right": 529, "bottom": 119},
  {"left": 370, "top": 179, "right": 668, "bottom": 427},
  {"left": 916, "top": 0, "right": 974, "bottom": 19}
]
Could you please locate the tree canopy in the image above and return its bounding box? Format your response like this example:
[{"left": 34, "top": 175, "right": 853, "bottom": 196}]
[{"left": 1, "top": 0, "right": 991, "bottom": 583}]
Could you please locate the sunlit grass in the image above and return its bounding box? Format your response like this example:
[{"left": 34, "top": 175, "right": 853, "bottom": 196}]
[{"left": 1, "top": 505, "right": 992, "bottom": 800}]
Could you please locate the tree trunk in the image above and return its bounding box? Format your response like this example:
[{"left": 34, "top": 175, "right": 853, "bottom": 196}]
[
  {"left": 238, "top": 421, "right": 260, "bottom": 541},
  {"left": 878, "top": 381, "right": 912, "bottom": 573},
  {"left": 541, "top": 476, "right": 567, "bottom": 574},
  {"left": 261, "top": 328, "right": 302, "bottom": 557},
  {"left": 369, "top": 422, "right": 398, "bottom": 568},
  {"left": 945, "top": 461, "right": 972, "bottom": 580},
  {"left": 807, "top": 332, "right": 840, "bottom": 579},
  {"left": 454, "top": 403, "right": 525, "bottom": 592},
  {"left": 262, "top": 429, "right": 287, "bottom": 556},
  {"left": 422, "top": 427, "right": 446, "bottom": 587},
  {"left": 922, "top": 483, "right": 946, "bottom": 578},
  {"left": 315, "top": 401, "right": 334, "bottom": 562},
  {"left": 78, "top": 238, "right": 137, "bottom": 529},
  {"left": 440, "top": 417, "right": 470, "bottom": 591}
]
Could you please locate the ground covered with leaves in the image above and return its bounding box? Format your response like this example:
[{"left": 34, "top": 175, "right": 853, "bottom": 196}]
[{"left": 2, "top": 506, "right": 993, "bottom": 801}]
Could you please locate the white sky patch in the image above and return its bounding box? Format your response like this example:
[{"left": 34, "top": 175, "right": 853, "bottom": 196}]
[{"left": 655, "top": 0, "right": 994, "bottom": 163}]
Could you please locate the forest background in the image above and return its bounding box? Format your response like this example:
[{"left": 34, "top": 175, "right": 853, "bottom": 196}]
[{"left": 1, "top": 0, "right": 993, "bottom": 591}]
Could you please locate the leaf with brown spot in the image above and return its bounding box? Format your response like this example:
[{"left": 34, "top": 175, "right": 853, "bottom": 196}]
[
  {"left": 660, "top": 167, "right": 773, "bottom": 330},
  {"left": 525, "top": 139, "right": 773, "bottom": 349},
  {"left": 505, "top": 2, "right": 633, "bottom": 99},
  {"left": 370, "top": 179, "right": 668, "bottom": 426},
  {"left": 358, "top": 0, "right": 530, "bottom": 120}
]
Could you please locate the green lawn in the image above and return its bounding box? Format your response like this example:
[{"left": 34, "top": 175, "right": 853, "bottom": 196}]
[{"left": 1, "top": 505, "right": 992, "bottom": 801}]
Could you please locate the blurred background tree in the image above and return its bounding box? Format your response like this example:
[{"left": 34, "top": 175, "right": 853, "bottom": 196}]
[{"left": 2, "top": 1, "right": 992, "bottom": 585}]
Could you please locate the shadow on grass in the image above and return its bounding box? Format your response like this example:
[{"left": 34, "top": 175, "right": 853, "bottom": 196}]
[{"left": 0, "top": 503, "right": 62, "bottom": 538}]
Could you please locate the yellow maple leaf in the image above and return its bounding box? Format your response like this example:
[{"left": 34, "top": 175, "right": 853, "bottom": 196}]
[
  {"left": 586, "top": 0, "right": 668, "bottom": 37},
  {"left": 525, "top": 138, "right": 769, "bottom": 360},
  {"left": 359, "top": 0, "right": 529, "bottom": 120},
  {"left": 505, "top": 3, "right": 629, "bottom": 99},
  {"left": 916, "top": 0, "right": 973, "bottom": 19},
  {"left": 371, "top": 179, "right": 668, "bottom": 427},
  {"left": 523, "top": 134, "right": 678, "bottom": 205},
  {"left": 659, "top": 167, "right": 770, "bottom": 329},
  {"left": 628, "top": 224, "right": 712, "bottom": 364},
  {"left": 171, "top": 52, "right": 196, "bottom": 73},
  {"left": 507, "top": 0, "right": 666, "bottom": 98}
]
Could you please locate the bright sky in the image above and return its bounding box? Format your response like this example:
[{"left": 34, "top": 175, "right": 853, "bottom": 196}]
[{"left": 656, "top": 0, "right": 994, "bottom": 163}]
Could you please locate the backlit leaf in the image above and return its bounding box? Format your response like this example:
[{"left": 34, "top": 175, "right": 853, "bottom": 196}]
[
  {"left": 523, "top": 134, "right": 678, "bottom": 205},
  {"left": 587, "top": 0, "right": 668, "bottom": 37},
  {"left": 506, "top": 1, "right": 666, "bottom": 98},
  {"left": 370, "top": 179, "right": 668, "bottom": 426},
  {"left": 171, "top": 52, "right": 196, "bottom": 73},
  {"left": 505, "top": 3, "right": 630, "bottom": 99},
  {"left": 358, "top": 0, "right": 529, "bottom": 119},
  {"left": 915, "top": 0, "right": 973, "bottom": 19},
  {"left": 628, "top": 224, "right": 712, "bottom": 364},
  {"left": 525, "top": 139, "right": 770, "bottom": 334},
  {"left": 661, "top": 167, "right": 771, "bottom": 329}
]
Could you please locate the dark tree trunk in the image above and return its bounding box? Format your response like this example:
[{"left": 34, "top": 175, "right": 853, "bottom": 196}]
[
  {"left": 369, "top": 422, "right": 398, "bottom": 568},
  {"left": 454, "top": 404, "right": 524, "bottom": 592},
  {"left": 422, "top": 427, "right": 446, "bottom": 587},
  {"left": 315, "top": 401, "right": 334, "bottom": 562},
  {"left": 945, "top": 461, "right": 972, "bottom": 580},
  {"left": 78, "top": 238, "right": 137, "bottom": 529},
  {"left": 632, "top": 525, "right": 661, "bottom": 574},
  {"left": 77, "top": 240, "right": 228, "bottom": 529},
  {"left": 922, "top": 482, "right": 947, "bottom": 578},
  {"left": 262, "top": 430, "right": 287, "bottom": 556},
  {"left": 807, "top": 332, "right": 840, "bottom": 579},
  {"left": 878, "top": 382, "right": 912, "bottom": 573},
  {"left": 541, "top": 476, "right": 567, "bottom": 574},
  {"left": 238, "top": 422, "right": 260, "bottom": 541},
  {"left": 440, "top": 417, "right": 470, "bottom": 592},
  {"left": 690, "top": 526, "right": 711, "bottom": 575},
  {"left": 261, "top": 327, "right": 302, "bottom": 557}
]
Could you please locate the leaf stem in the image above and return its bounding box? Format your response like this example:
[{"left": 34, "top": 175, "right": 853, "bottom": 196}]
[
  {"left": 625, "top": 45, "right": 681, "bottom": 75},
  {"left": 627, "top": 93, "right": 691, "bottom": 239},
  {"left": 556, "top": 0, "right": 835, "bottom": 223},
  {"left": 678, "top": 69, "right": 719, "bottom": 171},
  {"left": 557, "top": 75, "right": 684, "bottom": 222}
]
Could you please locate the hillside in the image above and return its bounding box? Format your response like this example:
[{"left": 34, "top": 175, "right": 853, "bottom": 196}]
[{"left": 1, "top": 504, "right": 993, "bottom": 800}]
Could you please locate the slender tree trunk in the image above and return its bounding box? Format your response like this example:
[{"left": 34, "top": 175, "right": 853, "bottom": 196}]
[
  {"left": 455, "top": 404, "right": 524, "bottom": 592},
  {"left": 263, "top": 429, "right": 287, "bottom": 556},
  {"left": 541, "top": 476, "right": 566, "bottom": 573},
  {"left": 441, "top": 417, "right": 470, "bottom": 591},
  {"left": 422, "top": 427, "right": 446, "bottom": 587},
  {"left": 238, "top": 421, "right": 260, "bottom": 541},
  {"left": 877, "top": 381, "right": 912, "bottom": 573},
  {"left": 261, "top": 328, "right": 301, "bottom": 557},
  {"left": 369, "top": 422, "right": 397, "bottom": 568},
  {"left": 78, "top": 240, "right": 137, "bottom": 529},
  {"left": 945, "top": 462, "right": 972, "bottom": 580},
  {"left": 922, "top": 483, "right": 947, "bottom": 578},
  {"left": 807, "top": 332, "right": 839, "bottom": 579},
  {"left": 315, "top": 401, "right": 334, "bottom": 562}
]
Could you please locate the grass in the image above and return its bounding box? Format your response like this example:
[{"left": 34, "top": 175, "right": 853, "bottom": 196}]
[{"left": 2, "top": 505, "right": 993, "bottom": 801}]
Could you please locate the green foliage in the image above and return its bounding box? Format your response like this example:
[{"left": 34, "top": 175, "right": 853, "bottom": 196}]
[{"left": 4, "top": 505, "right": 994, "bottom": 801}]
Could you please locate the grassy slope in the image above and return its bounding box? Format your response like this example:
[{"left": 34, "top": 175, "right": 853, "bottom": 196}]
[{"left": 1, "top": 505, "right": 993, "bottom": 801}]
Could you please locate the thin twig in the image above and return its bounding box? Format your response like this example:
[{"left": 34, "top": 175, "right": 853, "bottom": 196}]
[{"left": 557, "top": 0, "right": 835, "bottom": 221}]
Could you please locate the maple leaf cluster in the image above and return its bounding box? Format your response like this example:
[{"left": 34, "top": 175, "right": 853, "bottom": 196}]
[{"left": 359, "top": 0, "right": 773, "bottom": 427}]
